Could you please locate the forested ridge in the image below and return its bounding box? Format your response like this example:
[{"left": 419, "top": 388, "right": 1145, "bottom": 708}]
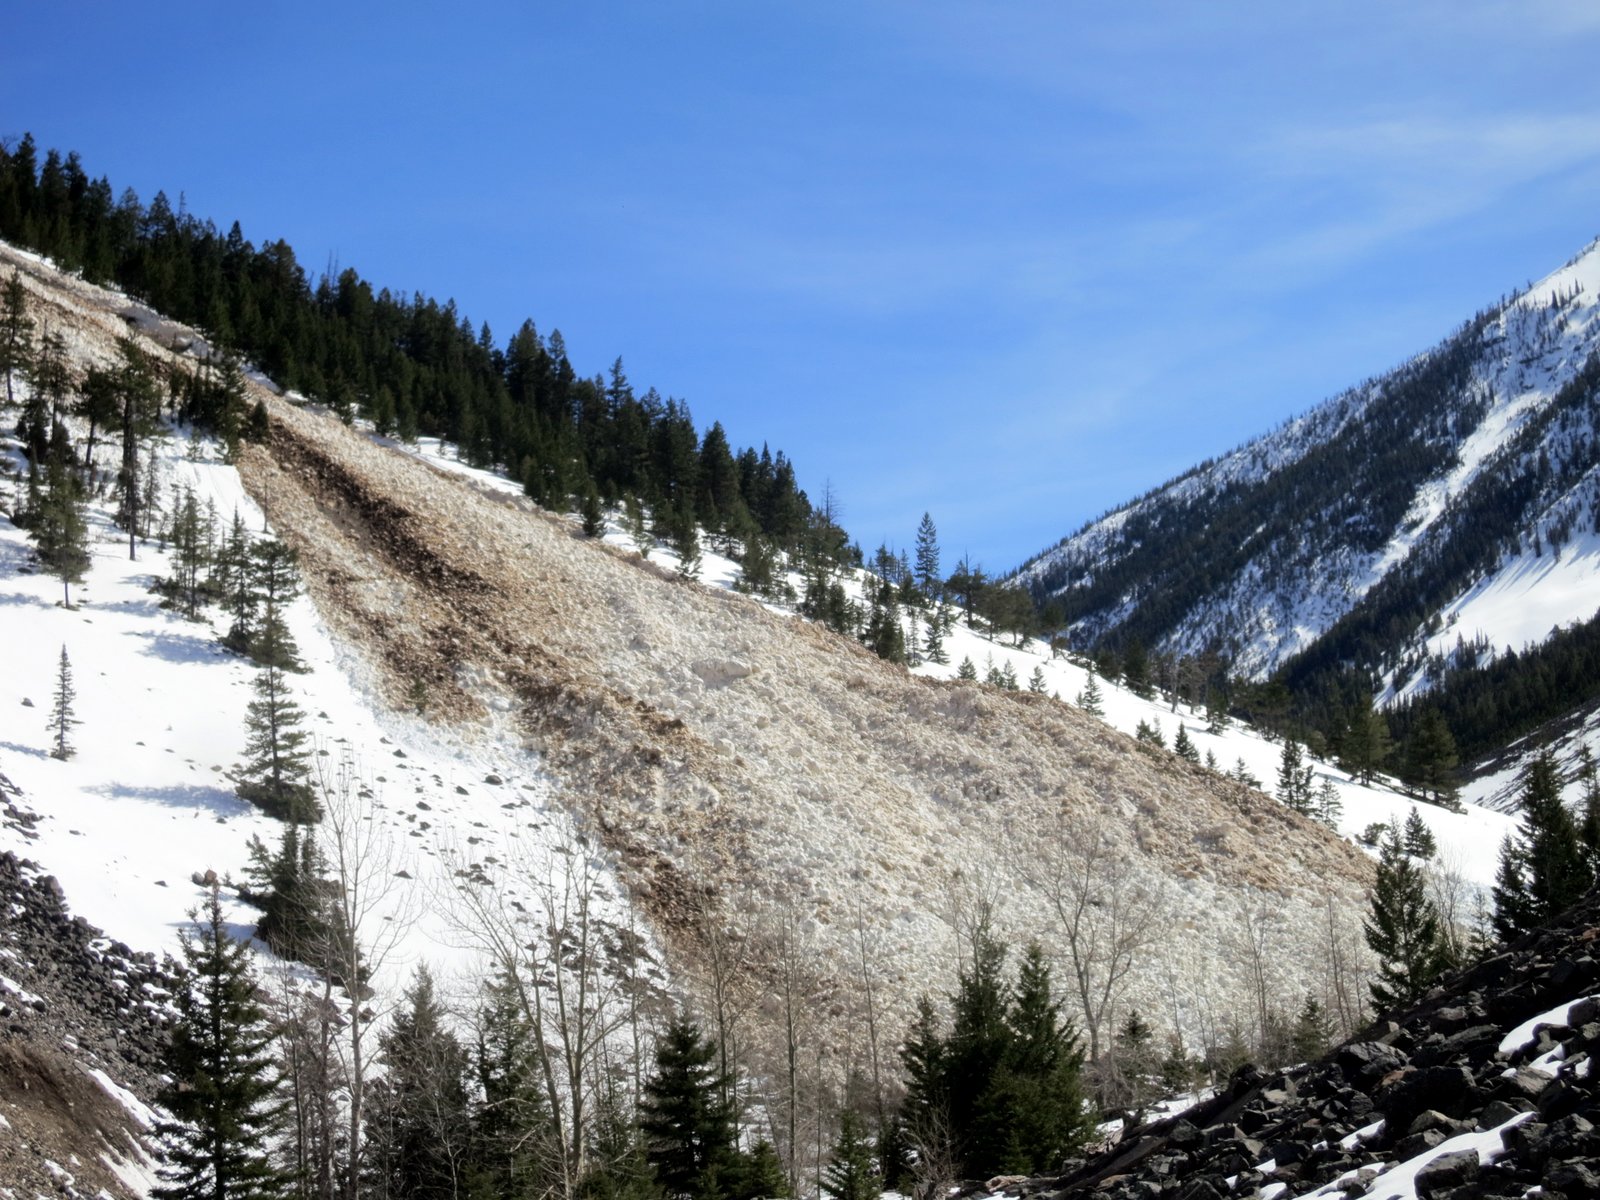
[
  {"left": 1018, "top": 307, "right": 1500, "bottom": 654},
  {"left": 1014, "top": 260, "right": 1600, "bottom": 772},
  {"left": 0, "top": 133, "right": 827, "bottom": 561}
]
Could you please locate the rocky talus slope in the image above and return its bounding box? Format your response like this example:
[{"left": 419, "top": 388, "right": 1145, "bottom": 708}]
[
  {"left": 0, "top": 781, "right": 172, "bottom": 1198},
  {"left": 988, "top": 889, "right": 1600, "bottom": 1200},
  {"left": 1, "top": 238, "right": 1375, "bottom": 1050}
]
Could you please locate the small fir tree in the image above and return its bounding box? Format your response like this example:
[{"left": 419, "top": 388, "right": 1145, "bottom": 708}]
[
  {"left": 1289, "top": 993, "right": 1334, "bottom": 1063},
  {"left": 235, "top": 650, "right": 318, "bottom": 823},
  {"left": 1173, "top": 724, "right": 1199, "bottom": 763},
  {"left": 923, "top": 612, "right": 949, "bottom": 665},
  {"left": 47, "top": 644, "right": 79, "bottom": 760},
  {"left": 956, "top": 657, "right": 978, "bottom": 682},
  {"left": 914, "top": 511, "right": 941, "bottom": 601},
  {"left": 32, "top": 434, "right": 91, "bottom": 607},
  {"left": 1579, "top": 744, "right": 1600, "bottom": 869},
  {"left": 820, "top": 1110, "right": 879, "bottom": 1200},
  {"left": 1076, "top": 674, "right": 1104, "bottom": 716},
  {"left": 1028, "top": 665, "right": 1048, "bottom": 694},
  {"left": 1316, "top": 779, "right": 1343, "bottom": 830},
  {"left": 154, "top": 885, "right": 283, "bottom": 1200},
  {"left": 640, "top": 1018, "right": 736, "bottom": 1200},
  {"left": 1363, "top": 825, "right": 1446, "bottom": 1011},
  {"left": 1494, "top": 750, "right": 1593, "bottom": 941},
  {"left": 581, "top": 482, "right": 606, "bottom": 537},
  {"left": 364, "top": 966, "right": 474, "bottom": 1200},
  {"left": 625, "top": 493, "right": 652, "bottom": 558},
  {"left": 1277, "top": 738, "right": 1314, "bottom": 814},
  {"left": 0, "top": 268, "right": 35, "bottom": 413},
  {"left": 1402, "top": 807, "right": 1437, "bottom": 859}
]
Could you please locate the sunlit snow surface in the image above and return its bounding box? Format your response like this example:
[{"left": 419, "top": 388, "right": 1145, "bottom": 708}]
[{"left": 0, "top": 426, "right": 643, "bottom": 1007}]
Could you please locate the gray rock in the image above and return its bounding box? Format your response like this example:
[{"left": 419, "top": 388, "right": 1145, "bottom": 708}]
[{"left": 1414, "top": 1150, "right": 1479, "bottom": 1199}]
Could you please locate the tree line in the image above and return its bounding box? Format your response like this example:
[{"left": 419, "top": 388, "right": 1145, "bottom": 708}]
[{"left": 0, "top": 134, "right": 829, "bottom": 575}]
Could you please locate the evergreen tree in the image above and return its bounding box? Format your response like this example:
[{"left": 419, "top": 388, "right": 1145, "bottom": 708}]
[
  {"left": 914, "top": 512, "right": 941, "bottom": 602},
  {"left": 215, "top": 510, "right": 258, "bottom": 653},
  {"left": 1402, "top": 807, "right": 1437, "bottom": 859},
  {"left": 1579, "top": 745, "right": 1600, "bottom": 869},
  {"left": 242, "top": 823, "right": 328, "bottom": 958},
  {"left": 163, "top": 485, "right": 212, "bottom": 619},
  {"left": 32, "top": 432, "right": 91, "bottom": 607},
  {"left": 582, "top": 1083, "right": 659, "bottom": 1200},
  {"left": 905, "top": 921, "right": 1092, "bottom": 1179},
  {"left": 154, "top": 885, "right": 283, "bottom": 1200},
  {"left": 1173, "top": 725, "right": 1199, "bottom": 763},
  {"left": 1363, "top": 825, "right": 1446, "bottom": 1011},
  {"left": 1522, "top": 752, "right": 1593, "bottom": 919},
  {"left": 1289, "top": 993, "right": 1334, "bottom": 1063},
  {"left": 1401, "top": 707, "right": 1460, "bottom": 805},
  {"left": 640, "top": 1018, "right": 736, "bottom": 1200},
  {"left": 1075, "top": 674, "right": 1104, "bottom": 716},
  {"left": 625, "top": 493, "right": 652, "bottom": 558},
  {"left": 819, "top": 1111, "right": 879, "bottom": 1200},
  {"left": 898, "top": 995, "right": 948, "bottom": 1162},
  {"left": 998, "top": 943, "right": 1092, "bottom": 1173},
  {"left": 22, "top": 326, "right": 70, "bottom": 460},
  {"left": 1491, "top": 834, "right": 1536, "bottom": 942},
  {"left": 247, "top": 539, "right": 305, "bottom": 671},
  {"left": 1276, "top": 739, "right": 1314, "bottom": 814},
  {"left": 1028, "top": 665, "right": 1048, "bottom": 694},
  {"left": 1120, "top": 639, "right": 1152, "bottom": 698},
  {"left": 581, "top": 481, "right": 606, "bottom": 537},
  {"left": 1315, "top": 779, "right": 1343, "bottom": 830},
  {"left": 235, "top": 634, "right": 317, "bottom": 823},
  {"left": 922, "top": 611, "right": 949, "bottom": 665},
  {"left": 113, "top": 338, "right": 161, "bottom": 559},
  {"left": 0, "top": 268, "right": 33, "bottom": 413},
  {"left": 471, "top": 969, "right": 555, "bottom": 1199},
  {"left": 47, "top": 643, "right": 78, "bottom": 760},
  {"left": 944, "top": 920, "right": 1012, "bottom": 1175},
  {"left": 864, "top": 575, "right": 906, "bottom": 664},
  {"left": 364, "top": 966, "right": 473, "bottom": 1200},
  {"left": 956, "top": 657, "right": 977, "bottom": 682},
  {"left": 1337, "top": 696, "right": 1391, "bottom": 786},
  {"left": 1230, "top": 758, "right": 1262, "bottom": 789},
  {"left": 1134, "top": 719, "right": 1164, "bottom": 749}
]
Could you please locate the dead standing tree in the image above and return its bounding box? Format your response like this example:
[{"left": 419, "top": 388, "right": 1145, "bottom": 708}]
[
  {"left": 440, "top": 822, "right": 641, "bottom": 1200},
  {"left": 314, "top": 751, "right": 422, "bottom": 1200},
  {"left": 1035, "top": 807, "right": 1170, "bottom": 1095}
]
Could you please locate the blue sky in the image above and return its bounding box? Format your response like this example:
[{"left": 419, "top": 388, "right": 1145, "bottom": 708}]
[{"left": 7, "top": 2, "right": 1600, "bottom": 570}]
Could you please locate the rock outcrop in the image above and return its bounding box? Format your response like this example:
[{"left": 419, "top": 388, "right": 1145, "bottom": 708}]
[{"left": 981, "top": 888, "right": 1600, "bottom": 1200}]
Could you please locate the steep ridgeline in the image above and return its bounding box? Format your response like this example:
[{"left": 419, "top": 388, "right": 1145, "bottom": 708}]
[
  {"left": 997, "top": 883, "right": 1600, "bottom": 1200},
  {"left": 1015, "top": 238, "right": 1600, "bottom": 711}
]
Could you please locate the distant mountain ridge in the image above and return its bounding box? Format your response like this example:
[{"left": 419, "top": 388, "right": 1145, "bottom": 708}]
[{"left": 1015, "top": 236, "right": 1600, "bottom": 711}]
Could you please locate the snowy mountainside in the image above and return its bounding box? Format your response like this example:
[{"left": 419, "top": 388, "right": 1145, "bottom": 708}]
[
  {"left": 1015, "top": 236, "right": 1600, "bottom": 699},
  {"left": 0, "top": 236, "right": 1385, "bottom": 1079}
]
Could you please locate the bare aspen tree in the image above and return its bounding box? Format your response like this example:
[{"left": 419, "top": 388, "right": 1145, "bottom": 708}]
[
  {"left": 313, "top": 750, "right": 421, "bottom": 1200},
  {"left": 1320, "top": 890, "right": 1369, "bottom": 1039},
  {"left": 1425, "top": 847, "right": 1474, "bottom": 967},
  {"left": 849, "top": 899, "right": 888, "bottom": 1129},
  {"left": 698, "top": 899, "right": 761, "bottom": 1118},
  {"left": 1228, "top": 887, "right": 1282, "bottom": 1058},
  {"left": 440, "top": 824, "right": 636, "bottom": 1200},
  {"left": 1037, "top": 808, "right": 1169, "bottom": 1072}
]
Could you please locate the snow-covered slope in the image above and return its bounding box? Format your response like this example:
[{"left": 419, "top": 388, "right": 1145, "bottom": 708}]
[
  {"left": 1015, "top": 237, "right": 1600, "bottom": 693},
  {"left": 0, "top": 237, "right": 1390, "bottom": 1085}
]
